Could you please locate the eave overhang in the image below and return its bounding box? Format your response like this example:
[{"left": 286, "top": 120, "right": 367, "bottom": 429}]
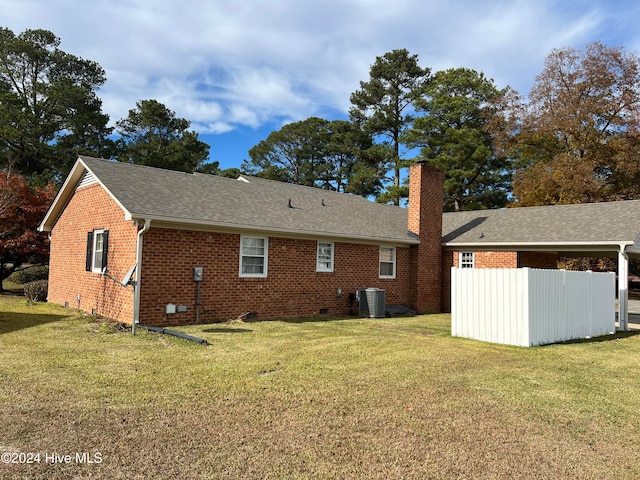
[
  {"left": 128, "top": 214, "right": 420, "bottom": 246},
  {"left": 442, "top": 240, "right": 636, "bottom": 253}
]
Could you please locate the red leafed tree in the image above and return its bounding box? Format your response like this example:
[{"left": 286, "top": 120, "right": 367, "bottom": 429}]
[{"left": 0, "top": 172, "right": 56, "bottom": 290}]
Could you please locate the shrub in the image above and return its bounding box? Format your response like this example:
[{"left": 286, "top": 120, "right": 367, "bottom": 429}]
[
  {"left": 23, "top": 280, "right": 48, "bottom": 302},
  {"left": 8, "top": 266, "right": 49, "bottom": 285}
]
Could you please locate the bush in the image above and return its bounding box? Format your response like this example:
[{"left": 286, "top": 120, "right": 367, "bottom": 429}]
[
  {"left": 8, "top": 266, "right": 49, "bottom": 285},
  {"left": 23, "top": 280, "right": 48, "bottom": 302}
]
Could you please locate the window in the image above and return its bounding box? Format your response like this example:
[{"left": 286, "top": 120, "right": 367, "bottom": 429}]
[
  {"left": 460, "top": 251, "right": 475, "bottom": 268},
  {"left": 240, "top": 236, "right": 268, "bottom": 277},
  {"left": 317, "top": 242, "right": 334, "bottom": 272},
  {"left": 379, "top": 246, "right": 396, "bottom": 278},
  {"left": 86, "top": 229, "right": 109, "bottom": 273}
]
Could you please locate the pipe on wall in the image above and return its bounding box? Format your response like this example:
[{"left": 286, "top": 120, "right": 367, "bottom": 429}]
[{"left": 132, "top": 219, "right": 151, "bottom": 335}]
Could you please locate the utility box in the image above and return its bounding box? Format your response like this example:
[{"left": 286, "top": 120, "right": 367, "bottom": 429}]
[{"left": 358, "top": 288, "right": 386, "bottom": 318}]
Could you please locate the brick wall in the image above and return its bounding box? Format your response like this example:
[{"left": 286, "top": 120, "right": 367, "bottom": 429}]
[
  {"left": 138, "top": 228, "right": 412, "bottom": 326},
  {"left": 518, "top": 251, "right": 560, "bottom": 269},
  {"left": 48, "top": 184, "right": 138, "bottom": 323},
  {"left": 441, "top": 251, "right": 455, "bottom": 312},
  {"left": 451, "top": 250, "right": 518, "bottom": 269},
  {"left": 408, "top": 163, "right": 444, "bottom": 313}
]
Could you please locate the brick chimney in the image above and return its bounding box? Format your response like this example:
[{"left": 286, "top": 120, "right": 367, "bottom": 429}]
[{"left": 408, "top": 161, "right": 444, "bottom": 313}]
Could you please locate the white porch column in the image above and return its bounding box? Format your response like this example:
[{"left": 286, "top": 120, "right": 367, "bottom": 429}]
[{"left": 618, "top": 246, "right": 629, "bottom": 331}]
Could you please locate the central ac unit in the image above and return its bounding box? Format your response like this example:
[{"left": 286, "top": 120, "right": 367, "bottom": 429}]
[{"left": 358, "top": 288, "right": 386, "bottom": 318}]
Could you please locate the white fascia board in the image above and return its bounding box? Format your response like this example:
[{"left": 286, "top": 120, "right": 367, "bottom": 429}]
[
  {"left": 625, "top": 245, "right": 640, "bottom": 255},
  {"left": 442, "top": 240, "right": 635, "bottom": 251},
  {"left": 129, "top": 214, "right": 419, "bottom": 246}
]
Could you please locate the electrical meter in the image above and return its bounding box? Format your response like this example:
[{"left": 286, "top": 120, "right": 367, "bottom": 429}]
[{"left": 193, "top": 266, "right": 204, "bottom": 282}]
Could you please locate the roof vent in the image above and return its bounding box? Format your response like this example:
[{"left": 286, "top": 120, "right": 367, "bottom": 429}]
[
  {"left": 78, "top": 170, "right": 97, "bottom": 188},
  {"left": 288, "top": 199, "right": 293, "bottom": 208}
]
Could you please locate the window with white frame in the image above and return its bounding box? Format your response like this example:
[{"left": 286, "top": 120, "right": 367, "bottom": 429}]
[
  {"left": 317, "top": 241, "right": 334, "bottom": 272},
  {"left": 460, "top": 251, "right": 475, "bottom": 268},
  {"left": 240, "top": 236, "right": 268, "bottom": 277},
  {"left": 86, "top": 229, "right": 109, "bottom": 273},
  {"left": 379, "top": 246, "right": 396, "bottom": 278}
]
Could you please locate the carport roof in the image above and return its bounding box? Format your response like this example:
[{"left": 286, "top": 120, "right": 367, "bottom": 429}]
[{"left": 442, "top": 201, "right": 640, "bottom": 252}]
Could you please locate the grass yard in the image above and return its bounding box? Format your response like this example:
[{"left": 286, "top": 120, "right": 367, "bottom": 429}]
[{"left": 1, "top": 296, "right": 640, "bottom": 479}]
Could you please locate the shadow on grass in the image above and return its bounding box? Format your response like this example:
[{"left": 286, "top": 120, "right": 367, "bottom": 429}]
[
  {"left": 0, "top": 309, "right": 70, "bottom": 335},
  {"left": 277, "top": 315, "right": 360, "bottom": 324},
  {"left": 201, "top": 327, "right": 253, "bottom": 333},
  {"left": 0, "top": 288, "right": 24, "bottom": 296},
  {"left": 555, "top": 330, "right": 640, "bottom": 345}
]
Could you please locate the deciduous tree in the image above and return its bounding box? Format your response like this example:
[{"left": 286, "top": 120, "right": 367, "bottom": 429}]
[
  {"left": 499, "top": 42, "right": 640, "bottom": 205},
  {"left": 0, "top": 172, "right": 56, "bottom": 290}
]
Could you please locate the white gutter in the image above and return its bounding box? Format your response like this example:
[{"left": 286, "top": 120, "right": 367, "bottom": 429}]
[{"left": 132, "top": 219, "right": 151, "bottom": 335}]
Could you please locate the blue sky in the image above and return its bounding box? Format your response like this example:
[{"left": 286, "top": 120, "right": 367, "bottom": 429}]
[{"left": 4, "top": 0, "right": 640, "bottom": 170}]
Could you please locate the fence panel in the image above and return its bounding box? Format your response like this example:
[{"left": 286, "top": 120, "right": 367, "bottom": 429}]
[{"left": 452, "top": 267, "right": 615, "bottom": 347}]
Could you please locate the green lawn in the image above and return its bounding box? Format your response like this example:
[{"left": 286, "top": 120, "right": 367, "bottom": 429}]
[{"left": 1, "top": 296, "right": 639, "bottom": 479}]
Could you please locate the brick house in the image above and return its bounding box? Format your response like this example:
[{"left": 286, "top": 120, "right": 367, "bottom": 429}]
[
  {"left": 39, "top": 156, "right": 443, "bottom": 326},
  {"left": 40, "top": 156, "right": 640, "bottom": 328}
]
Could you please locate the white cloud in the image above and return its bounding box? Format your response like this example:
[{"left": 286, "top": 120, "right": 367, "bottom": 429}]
[{"left": 3, "top": 0, "right": 640, "bottom": 141}]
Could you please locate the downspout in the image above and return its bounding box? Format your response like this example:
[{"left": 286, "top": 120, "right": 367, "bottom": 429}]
[
  {"left": 618, "top": 243, "right": 629, "bottom": 332},
  {"left": 132, "top": 219, "right": 151, "bottom": 335}
]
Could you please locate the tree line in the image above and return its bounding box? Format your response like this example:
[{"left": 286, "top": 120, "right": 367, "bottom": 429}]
[
  {"left": 0, "top": 28, "right": 210, "bottom": 185},
  {"left": 0, "top": 27, "right": 211, "bottom": 286},
  {"left": 244, "top": 43, "right": 640, "bottom": 211},
  {"left": 4, "top": 27, "right": 640, "bottom": 210},
  {"left": 3, "top": 26, "right": 640, "bottom": 285}
]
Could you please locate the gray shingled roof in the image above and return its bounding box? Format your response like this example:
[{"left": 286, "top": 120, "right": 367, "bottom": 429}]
[
  {"left": 442, "top": 201, "right": 640, "bottom": 247},
  {"left": 76, "top": 156, "right": 416, "bottom": 244},
  {"left": 40, "top": 156, "right": 640, "bottom": 250}
]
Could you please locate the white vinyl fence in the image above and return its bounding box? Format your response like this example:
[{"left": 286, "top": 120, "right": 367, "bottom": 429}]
[{"left": 451, "top": 268, "right": 615, "bottom": 347}]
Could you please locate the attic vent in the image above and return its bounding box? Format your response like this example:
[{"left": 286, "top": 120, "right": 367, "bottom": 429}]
[{"left": 78, "top": 171, "right": 97, "bottom": 188}]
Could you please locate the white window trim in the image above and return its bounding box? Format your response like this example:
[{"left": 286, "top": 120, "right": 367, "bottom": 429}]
[
  {"left": 239, "top": 235, "right": 268, "bottom": 278},
  {"left": 316, "top": 241, "right": 334, "bottom": 272},
  {"left": 379, "top": 246, "right": 396, "bottom": 279},
  {"left": 459, "top": 251, "right": 475, "bottom": 268},
  {"left": 92, "top": 229, "right": 105, "bottom": 273}
]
